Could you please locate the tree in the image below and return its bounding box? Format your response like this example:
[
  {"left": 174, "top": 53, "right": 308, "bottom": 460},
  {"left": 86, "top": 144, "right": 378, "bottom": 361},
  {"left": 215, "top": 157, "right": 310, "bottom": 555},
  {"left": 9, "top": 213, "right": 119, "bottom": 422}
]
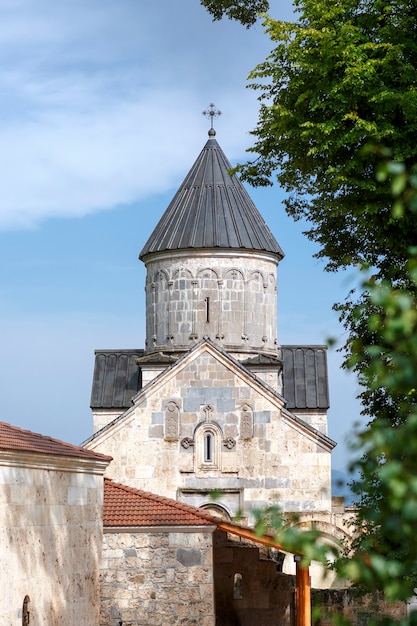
[
  {"left": 200, "top": 0, "right": 269, "bottom": 26},
  {"left": 214, "top": 0, "right": 417, "bottom": 595},
  {"left": 248, "top": 164, "right": 417, "bottom": 625},
  {"left": 339, "top": 248, "right": 417, "bottom": 611},
  {"left": 198, "top": 0, "right": 417, "bottom": 620},
  {"left": 234, "top": 0, "right": 417, "bottom": 278}
]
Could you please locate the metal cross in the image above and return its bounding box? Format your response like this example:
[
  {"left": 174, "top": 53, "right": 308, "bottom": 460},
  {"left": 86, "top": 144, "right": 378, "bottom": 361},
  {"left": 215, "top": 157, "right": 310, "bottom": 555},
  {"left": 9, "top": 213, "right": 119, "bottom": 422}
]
[{"left": 202, "top": 103, "right": 222, "bottom": 129}]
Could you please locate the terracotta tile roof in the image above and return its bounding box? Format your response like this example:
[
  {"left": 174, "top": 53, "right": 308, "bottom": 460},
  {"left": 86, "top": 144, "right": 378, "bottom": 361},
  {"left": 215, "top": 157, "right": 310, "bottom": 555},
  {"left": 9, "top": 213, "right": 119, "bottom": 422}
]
[
  {"left": 0, "top": 421, "right": 112, "bottom": 462},
  {"left": 103, "top": 479, "right": 218, "bottom": 527},
  {"left": 102, "top": 481, "right": 292, "bottom": 554}
]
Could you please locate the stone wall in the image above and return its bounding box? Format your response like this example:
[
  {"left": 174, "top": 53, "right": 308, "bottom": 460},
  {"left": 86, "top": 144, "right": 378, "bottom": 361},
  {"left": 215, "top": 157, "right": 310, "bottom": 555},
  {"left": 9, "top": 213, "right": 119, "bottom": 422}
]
[
  {"left": 312, "top": 589, "right": 408, "bottom": 625},
  {"left": 0, "top": 458, "right": 105, "bottom": 625},
  {"left": 88, "top": 342, "right": 333, "bottom": 519},
  {"left": 281, "top": 510, "right": 357, "bottom": 589},
  {"left": 100, "top": 528, "right": 215, "bottom": 626},
  {"left": 213, "top": 531, "right": 295, "bottom": 626},
  {"left": 143, "top": 250, "right": 279, "bottom": 355}
]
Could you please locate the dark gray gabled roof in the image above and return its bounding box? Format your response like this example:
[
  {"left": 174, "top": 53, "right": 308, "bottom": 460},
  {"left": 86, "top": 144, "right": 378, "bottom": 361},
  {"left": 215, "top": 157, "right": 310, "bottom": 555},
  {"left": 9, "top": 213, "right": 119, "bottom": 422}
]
[
  {"left": 139, "top": 131, "right": 284, "bottom": 260},
  {"left": 281, "top": 346, "right": 329, "bottom": 410},
  {"left": 90, "top": 350, "right": 144, "bottom": 409},
  {"left": 87, "top": 339, "right": 335, "bottom": 451},
  {"left": 90, "top": 345, "right": 328, "bottom": 411}
]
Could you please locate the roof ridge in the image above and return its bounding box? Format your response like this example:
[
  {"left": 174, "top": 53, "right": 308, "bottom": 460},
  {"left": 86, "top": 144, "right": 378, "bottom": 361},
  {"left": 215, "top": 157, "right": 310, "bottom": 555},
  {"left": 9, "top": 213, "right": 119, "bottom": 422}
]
[{"left": 86, "top": 338, "right": 332, "bottom": 447}]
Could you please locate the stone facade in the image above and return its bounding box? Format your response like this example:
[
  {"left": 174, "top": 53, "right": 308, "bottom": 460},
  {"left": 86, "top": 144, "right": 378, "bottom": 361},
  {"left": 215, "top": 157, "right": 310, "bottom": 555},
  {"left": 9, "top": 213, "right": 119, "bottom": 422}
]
[
  {"left": 281, "top": 510, "right": 357, "bottom": 589},
  {"left": 100, "top": 528, "right": 215, "bottom": 626},
  {"left": 0, "top": 449, "right": 109, "bottom": 626},
  {"left": 84, "top": 129, "right": 355, "bottom": 624},
  {"left": 214, "top": 531, "right": 295, "bottom": 626},
  {"left": 99, "top": 523, "right": 300, "bottom": 626},
  {"left": 143, "top": 250, "right": 279, "bottom": 356},
  {"left": 87, "top": 340, "right": 333, "bottom": 520}
]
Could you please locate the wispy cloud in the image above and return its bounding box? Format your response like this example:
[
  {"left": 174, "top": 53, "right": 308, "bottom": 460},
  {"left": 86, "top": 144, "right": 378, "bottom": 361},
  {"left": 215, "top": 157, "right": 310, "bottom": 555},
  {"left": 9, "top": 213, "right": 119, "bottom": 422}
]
[{"left": 0, "top": 0, "right": 272, "bottom": 230}]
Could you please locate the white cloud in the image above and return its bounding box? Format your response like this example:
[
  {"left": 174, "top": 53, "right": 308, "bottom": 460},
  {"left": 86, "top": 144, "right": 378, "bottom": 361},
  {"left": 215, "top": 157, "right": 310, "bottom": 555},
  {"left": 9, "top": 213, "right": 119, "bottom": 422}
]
[
  {"left": 0, "top": 85, "right": 263, "bottom": 229},
  {"left": 0, "top": 0, "right": 272, "bottom": 230}
]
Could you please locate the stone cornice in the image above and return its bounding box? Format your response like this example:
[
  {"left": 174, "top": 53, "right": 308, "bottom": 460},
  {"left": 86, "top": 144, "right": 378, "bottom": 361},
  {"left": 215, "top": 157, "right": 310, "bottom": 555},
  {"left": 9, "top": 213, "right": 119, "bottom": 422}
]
[
  {"left": 104, "top": 525, "right": 217, "bottom": 534},
  {"left": 142, "top": 247, "right": 281, "bottom": 267}
]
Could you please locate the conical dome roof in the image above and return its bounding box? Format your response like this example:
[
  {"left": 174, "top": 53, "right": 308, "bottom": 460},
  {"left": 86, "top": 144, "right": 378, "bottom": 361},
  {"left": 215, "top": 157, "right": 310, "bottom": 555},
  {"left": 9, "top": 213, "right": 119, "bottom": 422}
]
[{"left": 139, "top": 131, "right": 284, "bottom": 260}]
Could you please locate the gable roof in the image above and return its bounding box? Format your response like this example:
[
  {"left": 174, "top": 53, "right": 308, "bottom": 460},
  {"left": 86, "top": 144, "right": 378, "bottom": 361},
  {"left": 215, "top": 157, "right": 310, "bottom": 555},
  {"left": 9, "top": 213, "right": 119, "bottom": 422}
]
[
  {"left": 103, "top": 480, "right": 304, "bottom": 557},
  {"left": 103, "top": 478, "right": 217, "bottom": 527},
  {"left": 0, "top": 421, "right": 112, "bottom": 463},
  {"left": 91, "top": 349, "right": 144, "bottom": 410},
  {"left": 139, "top": 131, "right": 284, "bottom": 260},
  {"left": 281, "top": 346, "right": 329, "bottom": 409},
  {"left": 86, "top": 338, "right": 335, "bottom": 451},
  {"left": 90, "top": 345, "right": 329, "bottom": 411}
]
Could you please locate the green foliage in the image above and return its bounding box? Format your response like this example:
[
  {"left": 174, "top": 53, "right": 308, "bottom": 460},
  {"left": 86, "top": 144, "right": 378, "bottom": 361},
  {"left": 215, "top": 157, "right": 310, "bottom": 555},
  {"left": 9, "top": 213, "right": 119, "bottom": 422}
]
[
  {"left": 340, "top": 277, "right": 417, "bottom": 600},
  {"left": 333, "top": 167, "right": 417, "bottom": 622},
  {"left": 200, "top": 1, "right": 417, "bottom": 620},
  {"left": 200, "top": 0, "right": 269, "bottom": 26},
  {"left": 251, "top": 506, "right": 338, "bottom": 567},
  {"left": 229, "top": 1, "right": 417, "bottom": 612},
  {"left": 235, "top": 0, "right": 417, "bottom": 274}
]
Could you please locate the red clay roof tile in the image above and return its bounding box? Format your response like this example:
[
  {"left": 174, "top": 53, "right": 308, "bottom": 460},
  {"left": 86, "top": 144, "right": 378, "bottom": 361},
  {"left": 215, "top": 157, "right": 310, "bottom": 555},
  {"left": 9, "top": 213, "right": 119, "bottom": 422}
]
[
  {"left": 103, "top": 479, "right": 219, "bottom": 527},
  {"left": 0, "top": 421, "right": 112, "bottom": 462}
]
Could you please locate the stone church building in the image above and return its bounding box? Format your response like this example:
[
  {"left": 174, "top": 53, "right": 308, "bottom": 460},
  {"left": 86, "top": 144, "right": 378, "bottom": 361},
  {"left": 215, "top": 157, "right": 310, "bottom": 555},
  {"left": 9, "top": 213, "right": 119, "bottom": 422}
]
[
  {"left": 1, "top": 125, "right": 363, "bottom": 626},
  {"left": 84, "top": 126, "right": 355, "bottom": 606},
  {"left": 86, "top": 126, "right": 335, "bottom": 523}
]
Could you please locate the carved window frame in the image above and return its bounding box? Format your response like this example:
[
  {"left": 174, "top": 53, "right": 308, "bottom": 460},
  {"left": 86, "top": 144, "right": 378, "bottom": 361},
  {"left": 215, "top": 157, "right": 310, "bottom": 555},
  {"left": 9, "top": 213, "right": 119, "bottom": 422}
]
[{"left": 195, "top": 422, "right": 222, "bottom": 470}]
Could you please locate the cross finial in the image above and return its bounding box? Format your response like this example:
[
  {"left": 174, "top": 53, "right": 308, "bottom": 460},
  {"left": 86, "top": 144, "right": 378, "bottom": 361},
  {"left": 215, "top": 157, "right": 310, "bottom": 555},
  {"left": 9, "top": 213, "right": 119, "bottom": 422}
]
[{"left": 202, "top": 103, "right": 222, "bottom": 136}]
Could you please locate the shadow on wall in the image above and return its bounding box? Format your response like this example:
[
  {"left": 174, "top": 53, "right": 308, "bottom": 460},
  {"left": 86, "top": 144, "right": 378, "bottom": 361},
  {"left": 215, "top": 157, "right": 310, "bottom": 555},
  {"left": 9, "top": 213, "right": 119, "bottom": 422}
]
[
  {"left": 4, "top": 465, "right": 101, "bottom": 624},
  {"left": 213, "top": 530, "right": 295, "bottom": 626}
]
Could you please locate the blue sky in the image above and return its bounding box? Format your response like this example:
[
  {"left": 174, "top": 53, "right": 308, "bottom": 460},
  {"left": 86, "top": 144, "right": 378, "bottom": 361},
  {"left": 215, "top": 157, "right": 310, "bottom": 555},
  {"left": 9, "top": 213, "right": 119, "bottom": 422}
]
[{"left": 0, "top": 0, "right": 362, "bottom": 471}]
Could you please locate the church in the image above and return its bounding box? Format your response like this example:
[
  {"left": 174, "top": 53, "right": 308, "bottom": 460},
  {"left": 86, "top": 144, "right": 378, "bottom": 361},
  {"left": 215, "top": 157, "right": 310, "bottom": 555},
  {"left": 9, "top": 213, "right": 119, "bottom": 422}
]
[
  {"left": 86, "top": 121, "right": 335, "bottom": 520},
  {"left": 1, "top": 116, "right": 363, "bottom": 626},
  {"left": 83, "top": 119, "right": 355, "bottom": 615}
]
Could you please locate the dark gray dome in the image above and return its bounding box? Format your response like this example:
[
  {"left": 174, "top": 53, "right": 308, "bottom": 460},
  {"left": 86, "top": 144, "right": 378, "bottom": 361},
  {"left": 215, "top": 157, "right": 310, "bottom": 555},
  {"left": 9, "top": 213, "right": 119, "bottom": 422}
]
[{"left": 139, "top": 135, "right": 284, "bottom": 260}]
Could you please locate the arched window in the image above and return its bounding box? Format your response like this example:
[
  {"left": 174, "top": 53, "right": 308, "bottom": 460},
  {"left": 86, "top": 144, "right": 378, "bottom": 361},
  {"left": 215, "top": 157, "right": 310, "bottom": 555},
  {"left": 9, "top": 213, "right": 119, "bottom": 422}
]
[
  {"left": 234, "top": 573, "right": 243, "bottom": 599},
  {"left": 195, "top": 421, "right": 222, "bottom": 471},
  {"left": 204, "top": 431, "right": 214, "bottom": 462},
  {"left": 22, "top": 596, "right": 30, "bottom": 625},
  {"left": 199, "top": 503, "right": 231, "bottom": 521}
]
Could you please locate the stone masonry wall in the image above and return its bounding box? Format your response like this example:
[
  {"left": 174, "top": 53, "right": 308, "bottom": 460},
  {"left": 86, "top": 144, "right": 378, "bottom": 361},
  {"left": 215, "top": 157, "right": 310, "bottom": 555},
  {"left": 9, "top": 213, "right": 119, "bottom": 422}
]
[
  {"left": 144, "top": 250, "right": 279, "bottom": 355},
  {"left": 100, "top": 529, "right": 215, "bottom": 626},
  {"left": 88, "top": 344, "right": 332, "bottom": 520},
  {"left": 213, "top": 531, "right": 295, "bottom": 626},
  {"left": 0, "top": 461, "right": 104, "bottom": 626}
]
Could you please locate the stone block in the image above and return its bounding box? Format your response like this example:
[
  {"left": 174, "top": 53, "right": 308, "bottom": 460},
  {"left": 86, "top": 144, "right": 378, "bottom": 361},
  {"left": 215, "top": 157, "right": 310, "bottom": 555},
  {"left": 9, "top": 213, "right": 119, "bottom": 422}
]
[{"left": 254, "top": 411, "right": 271, "bottom": 424}]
